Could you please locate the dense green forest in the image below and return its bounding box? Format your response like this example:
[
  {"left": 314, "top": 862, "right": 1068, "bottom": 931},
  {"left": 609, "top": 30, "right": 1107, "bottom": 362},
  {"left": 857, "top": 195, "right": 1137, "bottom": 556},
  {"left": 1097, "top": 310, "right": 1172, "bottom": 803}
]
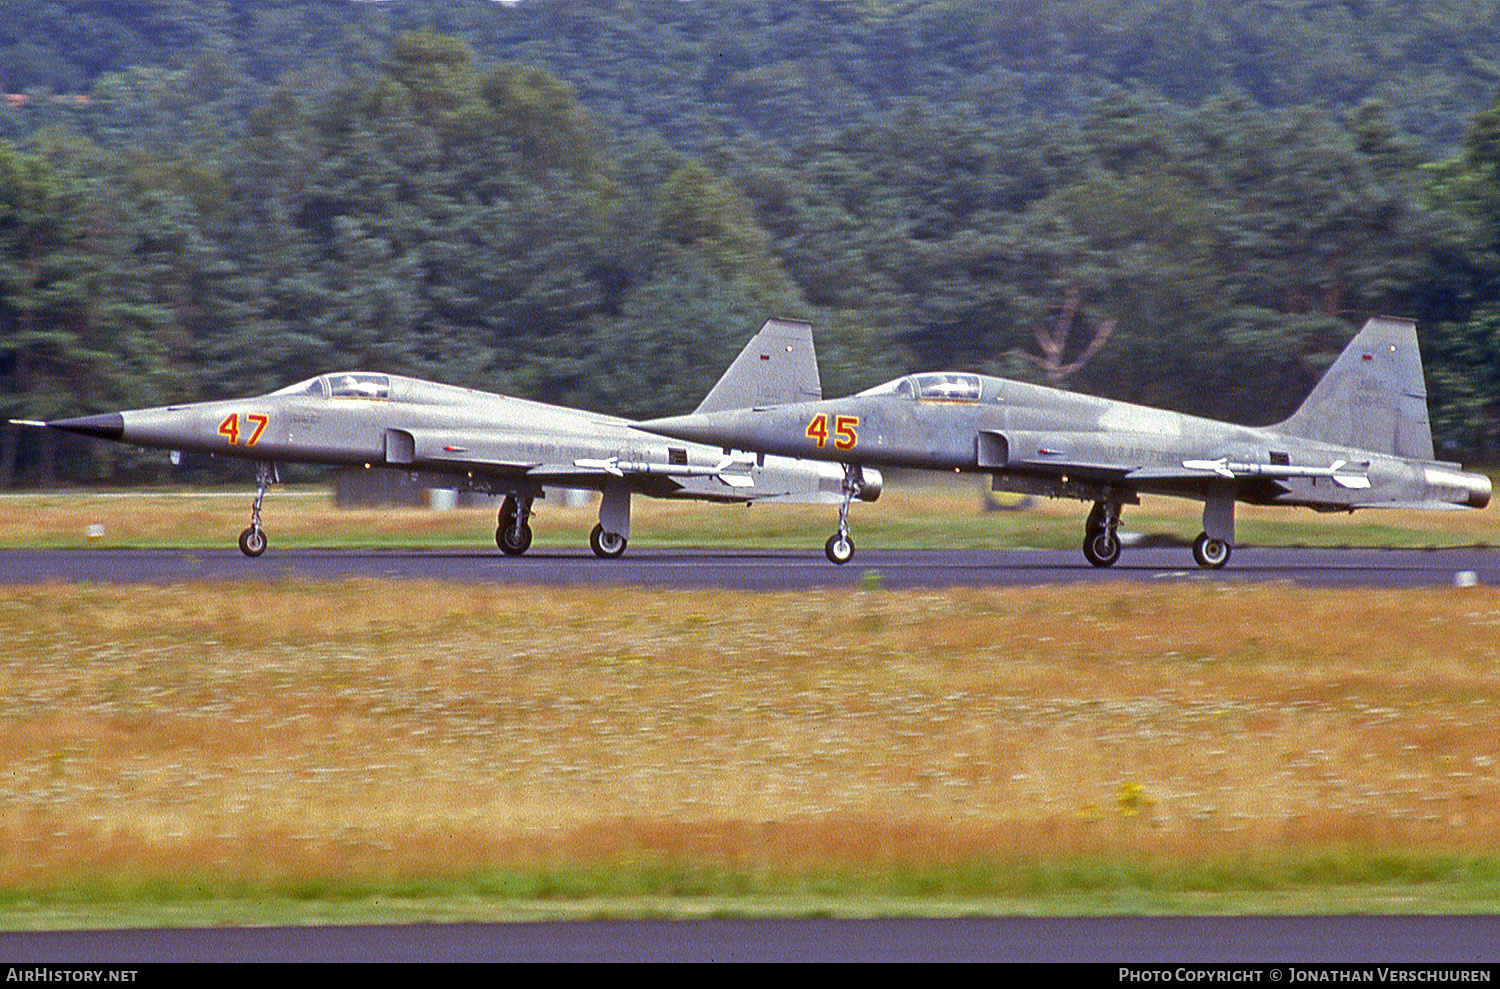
[{"left": 2, "top": 0, "right": 1500, "bottom": 483}]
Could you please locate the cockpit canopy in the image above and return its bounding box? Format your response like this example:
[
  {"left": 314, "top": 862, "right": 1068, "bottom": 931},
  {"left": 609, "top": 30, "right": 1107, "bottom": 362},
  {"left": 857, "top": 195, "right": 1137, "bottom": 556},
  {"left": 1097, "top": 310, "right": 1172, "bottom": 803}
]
[
  {"left": 858, "top": 372, "right": 982, "bottom": 402},
  {"left": 267, "top": 373, "right": 392, "bottom": 401}
]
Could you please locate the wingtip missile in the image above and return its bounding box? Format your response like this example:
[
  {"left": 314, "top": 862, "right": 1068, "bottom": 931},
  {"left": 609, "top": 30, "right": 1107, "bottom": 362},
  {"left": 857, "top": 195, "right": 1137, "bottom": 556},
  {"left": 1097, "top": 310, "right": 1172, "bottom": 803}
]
[
  {"left": 1182, "top": 456, "right": 1372, "bottom": 488},
  {"left": 573, "top": 456, "right": 627, "bottom": 477}
]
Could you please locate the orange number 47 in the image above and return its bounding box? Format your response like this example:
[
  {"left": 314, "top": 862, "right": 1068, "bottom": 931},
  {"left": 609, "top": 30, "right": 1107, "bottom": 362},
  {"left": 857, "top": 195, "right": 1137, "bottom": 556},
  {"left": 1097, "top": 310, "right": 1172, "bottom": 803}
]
[{"left": 218, "top": 412, "right": 269, "bottom": 446}]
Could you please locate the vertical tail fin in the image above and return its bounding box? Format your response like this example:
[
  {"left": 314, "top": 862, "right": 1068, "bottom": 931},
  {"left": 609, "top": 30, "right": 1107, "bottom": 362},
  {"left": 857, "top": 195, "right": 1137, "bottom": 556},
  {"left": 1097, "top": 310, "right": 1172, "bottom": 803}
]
[
  {"left": 1275, "top": 316, "right": 1434, "bottom": 460},
  {"left": 694, "top": 318, "right": 822, "bottom": 414}
]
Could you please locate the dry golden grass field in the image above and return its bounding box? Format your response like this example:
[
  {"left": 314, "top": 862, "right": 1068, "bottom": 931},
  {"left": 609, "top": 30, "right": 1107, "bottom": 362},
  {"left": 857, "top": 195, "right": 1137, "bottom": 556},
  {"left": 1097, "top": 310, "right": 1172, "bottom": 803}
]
[
  {"left": 0, "top": 579, "right": 1498, "bottom": 920},
  {"left": 0, "top": 483, "right": 1495, "bottom": 922}
]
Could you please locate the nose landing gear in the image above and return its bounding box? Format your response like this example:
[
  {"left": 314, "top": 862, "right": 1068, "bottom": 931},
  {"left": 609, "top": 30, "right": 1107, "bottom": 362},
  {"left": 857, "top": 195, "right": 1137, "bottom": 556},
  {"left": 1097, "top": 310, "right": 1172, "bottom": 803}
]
[
  {"left": 238, "top": 462, "right": 278, "bottom": 557},
  {"left": 824, "top": 464, "right": 866, "bottom": 565}
]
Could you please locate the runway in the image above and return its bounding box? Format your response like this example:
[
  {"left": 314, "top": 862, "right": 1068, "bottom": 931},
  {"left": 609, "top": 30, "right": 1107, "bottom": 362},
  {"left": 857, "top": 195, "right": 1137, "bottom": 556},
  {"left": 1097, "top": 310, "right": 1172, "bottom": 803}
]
[
  {"left": 0, "top": 545, "right": 1493, "bottom": 589},
  {"left": 6, "top": 915, "right": 1500, "bottom": 962}
]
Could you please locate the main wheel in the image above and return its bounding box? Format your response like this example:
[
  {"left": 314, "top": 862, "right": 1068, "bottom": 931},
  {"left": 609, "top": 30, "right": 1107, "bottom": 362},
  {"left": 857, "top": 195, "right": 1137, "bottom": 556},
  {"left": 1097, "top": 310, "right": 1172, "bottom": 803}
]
[
  {"left": 1192, "top": 532, "right": 1231, "bottom": 569},
  {"left": 825, "top": 532, "right": 855, "bottom": 565},
  {"left": 1082, "top": 529, "right": 1121, "bottom": 567},
  {"left": 497, "top": 522, "right": 533, "bottom": 555},
  {"left": 238, "top": 526, "right": 267, "bottom": 558},
  {"left": 590, "top": 522, "right": 627, "bottom": 558}
]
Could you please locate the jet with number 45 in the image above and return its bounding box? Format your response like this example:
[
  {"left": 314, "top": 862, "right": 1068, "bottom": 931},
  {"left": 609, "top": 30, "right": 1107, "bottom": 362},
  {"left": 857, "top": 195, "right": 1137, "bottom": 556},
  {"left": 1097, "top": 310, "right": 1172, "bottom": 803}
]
[
  {"left": 20, "top": 319, "right": 878, "bottom": 557},
  {"left": 638, "top": 316, "right": 1490, "bottom": 568}
]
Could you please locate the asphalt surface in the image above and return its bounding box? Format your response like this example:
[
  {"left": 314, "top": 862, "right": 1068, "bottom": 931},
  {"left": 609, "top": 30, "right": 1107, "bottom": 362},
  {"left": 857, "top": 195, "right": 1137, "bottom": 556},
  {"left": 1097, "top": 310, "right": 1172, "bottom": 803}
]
[
  {"left": 0, "top": 545, "right": 1494, "bottom": 589},
  {"left": 5, "top": 915, "right": 1500, "bottom": 962}
]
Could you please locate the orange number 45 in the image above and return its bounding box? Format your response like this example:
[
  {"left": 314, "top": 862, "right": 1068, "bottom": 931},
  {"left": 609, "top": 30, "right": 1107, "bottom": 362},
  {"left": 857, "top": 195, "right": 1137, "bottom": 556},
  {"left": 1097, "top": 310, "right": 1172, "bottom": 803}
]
[{"left": 806, "top": 414, "right": 859, "bottom": 450}]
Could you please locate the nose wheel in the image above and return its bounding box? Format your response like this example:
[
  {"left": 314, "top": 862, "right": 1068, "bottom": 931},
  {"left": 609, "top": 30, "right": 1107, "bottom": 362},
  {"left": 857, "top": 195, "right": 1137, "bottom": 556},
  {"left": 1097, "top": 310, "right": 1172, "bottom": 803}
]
[
  {"left": 238, "top": 525, "right": 267, "bottom": 557},
  {"left": 825, "top": 533, "right": 855, "bottom": 565},
  {"left": 237, "top": 463, "right": 277, "bottom": 557},
  {"left": 824, "top": 464, "right": 866, "bottom": 565}
]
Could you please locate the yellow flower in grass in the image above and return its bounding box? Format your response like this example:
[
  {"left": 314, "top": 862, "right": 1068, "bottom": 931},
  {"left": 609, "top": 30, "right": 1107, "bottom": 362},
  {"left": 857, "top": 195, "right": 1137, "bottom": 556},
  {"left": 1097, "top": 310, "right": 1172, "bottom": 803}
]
[{"left": 1116, "top": 781, "right": 1155, "bottom": 817}]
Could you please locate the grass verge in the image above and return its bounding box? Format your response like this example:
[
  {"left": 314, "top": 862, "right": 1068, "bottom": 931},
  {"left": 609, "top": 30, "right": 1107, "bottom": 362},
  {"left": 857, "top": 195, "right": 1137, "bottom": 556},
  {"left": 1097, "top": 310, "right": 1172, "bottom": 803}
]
[{"left": 0, "top": 477, "right": 1493, "bottom": 551}]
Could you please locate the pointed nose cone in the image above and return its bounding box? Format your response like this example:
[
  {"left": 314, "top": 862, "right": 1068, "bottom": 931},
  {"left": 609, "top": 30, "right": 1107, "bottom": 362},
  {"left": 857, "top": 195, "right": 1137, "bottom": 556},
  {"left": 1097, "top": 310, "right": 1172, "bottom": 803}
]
[{"left": 48, "top": 413, "right": 125, "bottom": 441}]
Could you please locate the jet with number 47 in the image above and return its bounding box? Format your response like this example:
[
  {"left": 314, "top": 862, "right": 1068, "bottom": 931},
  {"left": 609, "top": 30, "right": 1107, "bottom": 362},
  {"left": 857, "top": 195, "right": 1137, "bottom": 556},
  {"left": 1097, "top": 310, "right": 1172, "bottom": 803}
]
[
  {"left": 19, "top": 320, "right": 878, "bottom": 557},
  {"left": 638, "top": 316, "right": 1490, "bottom": 568}
]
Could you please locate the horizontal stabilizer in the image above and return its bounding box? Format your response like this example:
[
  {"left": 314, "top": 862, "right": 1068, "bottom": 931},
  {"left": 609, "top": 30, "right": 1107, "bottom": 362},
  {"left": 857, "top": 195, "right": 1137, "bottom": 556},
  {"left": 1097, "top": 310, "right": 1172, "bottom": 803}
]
[{"left": 694, "top": 318, "right": 821, "bottom": 414}]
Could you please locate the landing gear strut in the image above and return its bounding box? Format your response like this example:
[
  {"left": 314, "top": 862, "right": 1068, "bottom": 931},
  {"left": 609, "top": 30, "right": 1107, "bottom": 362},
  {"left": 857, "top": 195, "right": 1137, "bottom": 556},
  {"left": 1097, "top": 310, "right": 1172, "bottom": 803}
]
[
  {"left": 590, "top": 482, "right": 630, "bottom": 558},
  {"left": 825, "top": 463, "right": 865, "bottom": 565},
  {"left": 1194, "top": 486, "right": 1234, "bottom": 569},
  {"left": 1081, "top": 499, "right": 1122, "bottom": 568},
  {"left": 238, "top": 462, "right": 277, "bottom": 557},
  {"left": 496, "top": 494, "right": 534, "bottom": 555}
]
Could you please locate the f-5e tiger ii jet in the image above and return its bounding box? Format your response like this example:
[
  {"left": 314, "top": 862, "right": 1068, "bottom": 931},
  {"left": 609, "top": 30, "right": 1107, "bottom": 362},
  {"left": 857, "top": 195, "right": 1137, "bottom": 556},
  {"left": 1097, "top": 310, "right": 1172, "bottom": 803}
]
[
  {"left": 638, "top": 316, "right": 1491, "bottom": 568},
  {"left": 24, "top": 319, "right": 879, "bottom": 557}
]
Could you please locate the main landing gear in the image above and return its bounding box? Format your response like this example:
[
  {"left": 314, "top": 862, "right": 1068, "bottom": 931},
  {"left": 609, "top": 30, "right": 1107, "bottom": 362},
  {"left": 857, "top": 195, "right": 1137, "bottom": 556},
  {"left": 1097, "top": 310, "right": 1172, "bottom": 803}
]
[
  {"left": 491, "top": 485, "right": 632, "bottom": 559},
  {"left": 496, "top": 494, "right": 534, "bottom": 555},
  {"left": 590, "top": 483, "right": 630, "bottom": 558},
  {"left": 1194, "top": 486, "right": 1234, "bottom": 569},
  {"left": 238, "top": 462, "right": 278, "bottom": 557},
  {"left": 1081, "top": 499, "right": 1122, "bottom": 568},
  {"left": 1078, "top": 490, "right": 1235, "bottom": 569},
  {"left": 824, "top": 464, "right": 866, "bottom": 565}
]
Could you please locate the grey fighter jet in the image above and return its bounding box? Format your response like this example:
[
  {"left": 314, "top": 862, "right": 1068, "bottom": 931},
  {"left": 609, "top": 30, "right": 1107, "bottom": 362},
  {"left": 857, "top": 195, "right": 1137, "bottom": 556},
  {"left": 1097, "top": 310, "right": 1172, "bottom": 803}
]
[
  {"left": 22, "top": 319, "right": 878, "bottom": 557},
  {"left": 639, "top": 316, "right": 1491, "bottom": 568}
]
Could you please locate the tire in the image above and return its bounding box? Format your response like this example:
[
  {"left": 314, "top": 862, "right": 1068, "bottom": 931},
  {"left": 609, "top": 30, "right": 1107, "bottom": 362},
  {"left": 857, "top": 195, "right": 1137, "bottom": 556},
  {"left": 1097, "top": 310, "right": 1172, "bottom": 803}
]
[
  {"left": 825, "top": 533, "right": 855, "bottom": 565},
  {"left": 498, "top": 522, "right": 532, "bottom": 555},
  {"left": 238, "top": 526, "right": 267, "bottom": 558},
  {"left": 590, "top": 522, "right": 627, "bottom": 558},
  {"left": 1082, "top": 529, "right": 1121, "bottom": 567},
  {"left": 1192, "top": 532, "right": 1231, "bottom": 569}
]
